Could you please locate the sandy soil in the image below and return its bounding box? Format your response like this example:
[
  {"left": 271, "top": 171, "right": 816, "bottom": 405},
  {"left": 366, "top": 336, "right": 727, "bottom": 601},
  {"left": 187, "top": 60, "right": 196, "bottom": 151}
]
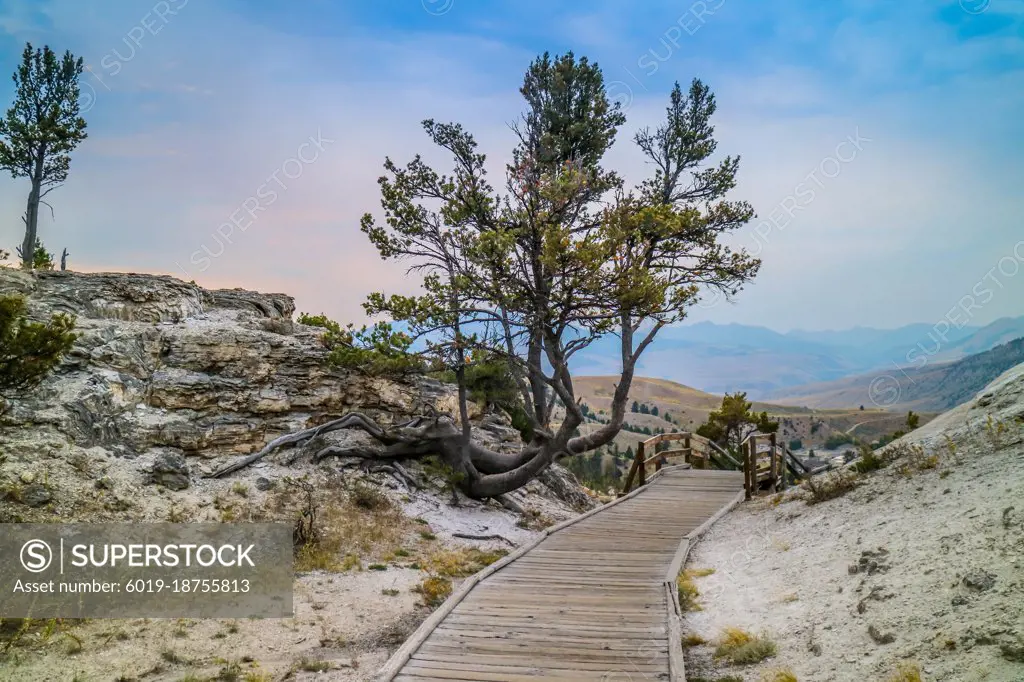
[{"left": 681, "top": 366, "right": 1024, "bottom": 682}]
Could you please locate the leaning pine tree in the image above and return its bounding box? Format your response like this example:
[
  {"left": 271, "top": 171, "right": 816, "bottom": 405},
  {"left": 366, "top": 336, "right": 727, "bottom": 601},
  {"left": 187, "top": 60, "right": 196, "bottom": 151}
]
[{"left": 213, "top": 53, "right": 761, "bottom": 498}]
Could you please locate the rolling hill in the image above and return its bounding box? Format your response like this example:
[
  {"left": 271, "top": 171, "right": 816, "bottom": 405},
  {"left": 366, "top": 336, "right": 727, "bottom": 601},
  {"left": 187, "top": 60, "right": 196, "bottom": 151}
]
[
  {"left": 571, "top": 376, "right": 925, "bottom": 455},
  {"left": 765, "top": 336, "right": 1024, "bottom": 411},
  {"left": 569, "top": 316, "right": 1024, "bottom": 397}
]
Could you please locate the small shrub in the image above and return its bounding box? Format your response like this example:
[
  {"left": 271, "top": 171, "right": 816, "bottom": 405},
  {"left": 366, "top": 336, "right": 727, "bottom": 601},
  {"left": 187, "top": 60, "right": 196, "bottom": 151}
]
[
  {"left": 414, "top": 576, "right": 452, "bottom": 607},
  {"left": 381, "top": 588, "right": 400, "bottom": 596},
  {"left": 516, "top": 507, "right": 554, "bottom": 530},
  {"left": 804, "top": 470, "right": 858, "bottom": 504},
  {"left": 762, "top": 668, "right": 798, "bottom": 682},
  {"left": 885, "top": 661, "right": 923, "bottom": 682},
  {"left": 231, "top": 482, "right": 249, "bottom": 497},
  {"left": 854, "top": 445, "right": 886, "bottom": 474},
  {"left": 713, "top": 627, "right": 778, "bottom": 665},
  {"left": 419, "top": 530, "right": 437, "bottom": 541},
  {"left": 349, "top": 481, "right": 389, "bottom": 510},
  {"left": 367, "top": 563, "right": 387, "bottom": 571}
]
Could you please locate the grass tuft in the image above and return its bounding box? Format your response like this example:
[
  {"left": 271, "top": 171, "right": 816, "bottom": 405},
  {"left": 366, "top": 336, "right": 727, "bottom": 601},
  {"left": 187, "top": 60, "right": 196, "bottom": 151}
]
[
  {"left": 885, "top": 661, "right": 923, "bottom": 682},
  {"left": 413, "top": 576, "right": 453, "bottom": 607},
  {"left": 713, "top": 627, "right": 778, "bottom": 665},
  {"left": 424, "top": 547, "right": 507, "bottom": 578},
  {"left": 761, "top": 667, "right": 798, "bottom": 682},
  {"left": 682, "top": 633, "right": 707, "bottom": 647},
  {"left": 804, "top": 470, "right": 858, "bottom": 504}
]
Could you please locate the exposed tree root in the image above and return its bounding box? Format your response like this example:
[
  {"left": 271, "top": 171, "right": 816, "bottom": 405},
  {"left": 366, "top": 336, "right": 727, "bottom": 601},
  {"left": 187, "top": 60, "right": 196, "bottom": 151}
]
[
  {"left": 452, "top": 533, "right": 516, "bottom": 545},
  {"left": 207, "top": 410, "right": 567, "bottom": 498}
]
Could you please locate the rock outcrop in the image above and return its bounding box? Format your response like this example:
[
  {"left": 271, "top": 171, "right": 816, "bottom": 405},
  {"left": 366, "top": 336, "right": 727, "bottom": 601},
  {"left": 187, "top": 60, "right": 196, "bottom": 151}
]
[
  {"left": 1, "top": 269, "right": 454, "bottom": 463},
  {"left": 1, "top": 269, "right": 587, "bottom": 513}
]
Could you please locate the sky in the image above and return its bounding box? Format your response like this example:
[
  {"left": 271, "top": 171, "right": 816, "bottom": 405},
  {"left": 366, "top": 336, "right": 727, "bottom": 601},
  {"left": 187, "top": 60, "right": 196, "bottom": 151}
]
[{"left": 0, "top": 0, "right": 1022, "bottom": 332}]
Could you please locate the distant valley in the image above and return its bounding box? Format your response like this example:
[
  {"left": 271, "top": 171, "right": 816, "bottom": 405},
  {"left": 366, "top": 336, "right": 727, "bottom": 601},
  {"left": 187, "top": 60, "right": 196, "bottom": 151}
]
[{"left": 570, "top": 316, "right": 1024, "bottom": 400}]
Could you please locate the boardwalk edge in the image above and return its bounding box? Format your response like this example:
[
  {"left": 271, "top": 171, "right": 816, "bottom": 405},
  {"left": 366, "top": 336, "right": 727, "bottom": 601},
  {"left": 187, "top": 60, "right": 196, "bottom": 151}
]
[
  {"left": 664, "top": 488, "right": 746, "bottom": 681},
  {"left": 375, "top": 467, "right": 675, "bottom": 680}
]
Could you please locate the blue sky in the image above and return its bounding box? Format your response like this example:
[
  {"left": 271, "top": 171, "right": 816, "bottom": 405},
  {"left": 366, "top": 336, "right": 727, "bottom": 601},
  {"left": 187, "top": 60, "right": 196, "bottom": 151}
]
[{"left": 0, "top": 0, "right": 1022, "bottom": 331}]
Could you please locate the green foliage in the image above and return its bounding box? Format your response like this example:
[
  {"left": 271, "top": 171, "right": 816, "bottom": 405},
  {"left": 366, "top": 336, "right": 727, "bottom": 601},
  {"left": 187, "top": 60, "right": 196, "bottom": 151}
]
[
  {"left": 298, "top": 312, "right": 423, "bottom": 377},
  {"left": 788, "top": 438, "right": 802, "bottom": 450},
  {"left": 563, "top": 449, "right": 621, "bottom": 491},
  {"left": 28, "top": 239, "right": 54, "bottom": 270},
  {"left": 696, "top": 392, "right": 779, "bottom": 452},
  {"left": 824, "top": 432, "right": 854, "bottom": 449},
  {"left": 0, "top": 294, "right": 76, "bottom": 395},
  {"left": 651, "top": 405, "right": 659, "bottom": 416},
  {"left": 631, "top": 400, "right": 639, "bottom": 413},
  {"left": 906, "top": 410, "right": 920, "bottom": 430},
  {"left": 350, "top": 54, "right": 759, "bottom": 496}
]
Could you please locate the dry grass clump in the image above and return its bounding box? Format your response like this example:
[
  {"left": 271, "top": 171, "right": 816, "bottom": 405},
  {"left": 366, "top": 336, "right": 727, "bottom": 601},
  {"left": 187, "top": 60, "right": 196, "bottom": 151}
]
[
  {"left": 348, "top": 480, "right": 390, "bottom": 510},
  {"left": 688, "top": 567, "right": 716, "bottom": 577},
  {"left": 423, "top": 547, "right": 508, "bottom": 578},
  {"left": 677, "top": 574, "right": 702, "bottom": 613},
  {"left": 682, "top": 633, "right": 707, "bottom": 647},
  {"left": 713, "top": 627, "right": 778, "bottom": 665},
  {"left": 854, "top": 444, "right": 887, "bottom": 474},
  {"left": 885, "top": 661, "right": 923, "bottom": 682},
  {"left": 676, "top": 567, "right": 715, "bottom": 612},
  {"left": 293, "top": 485, "right": 409, "bottom": 573},
  {"left": 413, "top": 576, "right": 453, "bottom": 607},
  {"left": 761, "top": 667, "right": 798, "bottom": 682},
  {"left": 893, "top": 443, "right": 940, "bottom": 476},
  {"left": 803, "top": 469, "right": 858, "bottom": 505}
]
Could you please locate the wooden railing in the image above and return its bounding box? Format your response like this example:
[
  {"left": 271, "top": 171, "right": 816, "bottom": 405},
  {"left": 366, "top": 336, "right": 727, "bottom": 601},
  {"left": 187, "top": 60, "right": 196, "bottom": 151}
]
[
  {"left": 621, "top": 430, "right": 820, "bottom": 498},
  {"left": 740, "top": 432, "right": 781, "bottom": 499},
  {"left": 622, "top": 431, "right": 738, "bottom": 495}
]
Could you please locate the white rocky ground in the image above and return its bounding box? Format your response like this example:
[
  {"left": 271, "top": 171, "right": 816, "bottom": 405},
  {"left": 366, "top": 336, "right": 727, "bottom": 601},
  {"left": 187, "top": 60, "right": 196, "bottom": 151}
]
[
  {"left": 682, "top": 364, "right": 1024, "bottom": 682},
  {"left": 0, "top": 270, "right": 596, "bottom": 681}
]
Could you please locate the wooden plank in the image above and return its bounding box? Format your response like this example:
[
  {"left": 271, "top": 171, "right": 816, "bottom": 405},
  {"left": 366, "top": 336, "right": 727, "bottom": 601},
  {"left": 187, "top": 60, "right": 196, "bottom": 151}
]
[{"left": 378, "top": 467, "right": 744, "bottom": 681}]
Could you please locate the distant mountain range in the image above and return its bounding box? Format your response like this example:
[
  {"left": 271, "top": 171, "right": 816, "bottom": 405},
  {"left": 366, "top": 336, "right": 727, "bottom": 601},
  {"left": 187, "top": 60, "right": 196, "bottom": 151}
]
[
  {"left": 765, "top": 336, "right": 1024, "bottom": 412},
  {"left": 569, "top": 315, "right": 1024, "bottom": 398}
]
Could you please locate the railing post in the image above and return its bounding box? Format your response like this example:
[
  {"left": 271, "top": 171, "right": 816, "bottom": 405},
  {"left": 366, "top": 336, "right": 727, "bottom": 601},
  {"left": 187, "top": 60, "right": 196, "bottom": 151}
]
[
  {"left": 769, "top": 432, "right": 778, "bottom": 493},
  {"left": 638, "top": 441, "right": 647, "bottom": 488},
  {"left": 743, "top": 439, "right": 752, "bottom": 500}
]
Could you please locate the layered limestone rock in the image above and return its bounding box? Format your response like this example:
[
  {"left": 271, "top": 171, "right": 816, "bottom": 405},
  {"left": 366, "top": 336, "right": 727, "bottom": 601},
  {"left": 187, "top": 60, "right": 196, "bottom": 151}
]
[{"left": 0, "top": 269, "right": 482, "bottom": 468}]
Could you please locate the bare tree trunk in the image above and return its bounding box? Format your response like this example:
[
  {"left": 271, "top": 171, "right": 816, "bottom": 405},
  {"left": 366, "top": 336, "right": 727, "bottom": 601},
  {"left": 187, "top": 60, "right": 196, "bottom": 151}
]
[
  {"left": 21, "top": 151, "right": 45, "bottom": 270},
  {"left": 21, "top": 181, "right": 40, "bottom": 269}
]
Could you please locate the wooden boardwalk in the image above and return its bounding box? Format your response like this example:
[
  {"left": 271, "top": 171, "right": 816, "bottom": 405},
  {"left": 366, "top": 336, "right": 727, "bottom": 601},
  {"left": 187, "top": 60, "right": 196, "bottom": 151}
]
[{"left": 380, "top": 467, "right": 745, "bottom": 681}]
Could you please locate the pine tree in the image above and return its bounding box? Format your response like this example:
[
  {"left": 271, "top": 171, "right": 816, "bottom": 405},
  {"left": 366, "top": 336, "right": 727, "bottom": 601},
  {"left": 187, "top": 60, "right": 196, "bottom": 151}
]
[
  {"left": 0, "top": 43, "right": 88, "bottom": 268},
  {"left": 0, "top": 294, "right": 76, "bottom": 396}
]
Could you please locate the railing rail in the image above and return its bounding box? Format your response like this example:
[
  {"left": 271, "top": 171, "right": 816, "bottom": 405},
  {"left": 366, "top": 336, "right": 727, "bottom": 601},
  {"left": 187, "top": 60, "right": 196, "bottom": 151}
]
[{"left": 622, "top": 430, "right": 808, "bottom": 498}]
